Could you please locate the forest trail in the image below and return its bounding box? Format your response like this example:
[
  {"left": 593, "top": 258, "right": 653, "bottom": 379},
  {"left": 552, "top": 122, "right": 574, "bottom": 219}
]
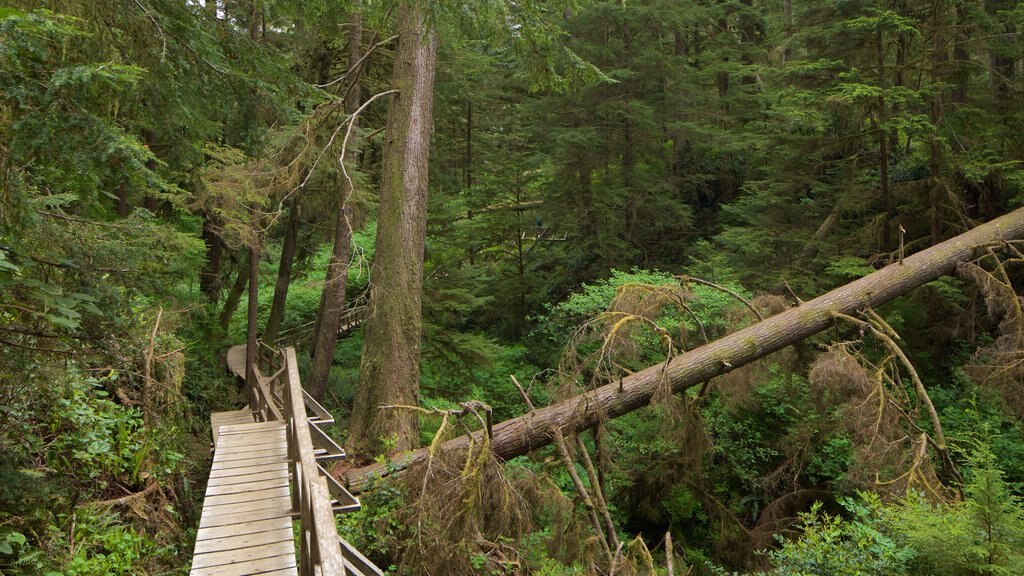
[{"left": 187, "top": 346, "right": 382, "bottom": 576}]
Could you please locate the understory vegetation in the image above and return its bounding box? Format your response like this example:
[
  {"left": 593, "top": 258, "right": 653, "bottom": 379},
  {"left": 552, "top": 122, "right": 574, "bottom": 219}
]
[{"left": 3, "top": 1, "right": 1024, "bottom": 575}]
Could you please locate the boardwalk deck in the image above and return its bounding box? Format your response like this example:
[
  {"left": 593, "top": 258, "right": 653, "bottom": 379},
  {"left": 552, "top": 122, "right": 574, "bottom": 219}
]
[
  {"left": 190, "top": 419, "right": 297, "bottom": 576},
  {"left": 210, "top": 409, "right": 255, "bottom": 446},
  {"left": 226, "top": 344, "right": 247, "bottom": 380}
]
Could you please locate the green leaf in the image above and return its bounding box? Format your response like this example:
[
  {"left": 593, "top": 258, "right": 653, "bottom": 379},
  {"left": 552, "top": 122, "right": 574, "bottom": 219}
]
[{"left": 0, "top": 7, "right": 26, "bottom": 20}]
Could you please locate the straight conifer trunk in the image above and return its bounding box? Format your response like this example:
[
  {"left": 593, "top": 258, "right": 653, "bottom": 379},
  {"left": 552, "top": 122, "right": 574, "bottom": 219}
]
[
  {"left": 348, "top": 2, "right": 437, "bottom": 455},
  {"left": 263, "top": 197, "right": 301, "bottom": 346},
  {"left": 307, "top": 10, "right": 363, "bottom": 400},
  {"left": 218, "top": 253, "right": 248, "bottom": 333}
]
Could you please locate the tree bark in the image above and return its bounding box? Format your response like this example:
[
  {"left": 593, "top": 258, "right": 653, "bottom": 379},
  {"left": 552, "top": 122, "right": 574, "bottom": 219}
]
[
  {"left": 307, "top": 10, "right": 363, "bottom": 399},
  {"left": 343, "top": 206, "right": 1024, "bottom": 489},
  {"left": 348, "top": 1, "right": 437, "bottom": 456},
  {"left": 218, "top": 253, "right": 248, "bottom": 333},
  {"left": 263, "top": 197, "right": 301, "bottom": 346},
  {"left": 200, "top": 212, "right": 223, "bottom": 302},
  {"left": 307, "top": 203, "right": 352, "bottom": 401}
]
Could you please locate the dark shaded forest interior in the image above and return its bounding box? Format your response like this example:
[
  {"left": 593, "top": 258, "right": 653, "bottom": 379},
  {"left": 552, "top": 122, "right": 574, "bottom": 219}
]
[{"left": 2, "top": 0, "right": 1024, "bottom": 574}]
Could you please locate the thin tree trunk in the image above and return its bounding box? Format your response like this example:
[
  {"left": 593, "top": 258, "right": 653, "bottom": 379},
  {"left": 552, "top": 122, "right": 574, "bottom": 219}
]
[
  {"left": 929, "top": 13, "right": 946, "bottom": 246},
  {"left": 876, "top": 22, "right": 893, "bottom": 250},
  {"left": 263, "top": 197, "right": 302, "bottom": 346},
  {"left": 343, "top": 206, "right": 1024, "bottom": 488},
  {"left": 218, "top": 254, "right": 248, "bottom": 333},
  {"left": 115, "top": 184, "right": 129, "bottom": 217},
  {"left": 349, "top": 1, "right": 437, "bottom": 456},
  {"left": 307, "top": 204, "right": 352, "bottom": 400},
  {"left": 307, "top": 9, "right": 363, "bottom": 398},
  {"left": 465, "top": 99, "right": 472, "bottom": 189},
  {"left": 200, "top": 213, "right": 223, "bottom": 302},
  {"left": 623, "top": 117, "right": 636, "bottom": 242}
]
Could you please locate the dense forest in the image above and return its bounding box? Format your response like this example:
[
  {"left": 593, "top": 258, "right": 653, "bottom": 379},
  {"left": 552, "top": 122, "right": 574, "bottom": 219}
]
[{"left": 2, "top": 0, "right": 1024, "bottom": 574}]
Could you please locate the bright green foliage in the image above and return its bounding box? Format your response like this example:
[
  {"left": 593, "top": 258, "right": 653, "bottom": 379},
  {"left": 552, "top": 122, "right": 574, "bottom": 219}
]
[
  {"left": 767, "top": 498, "right": 911, "bottom": 575},
  {"left": 767, "top": 456, "right": 1024, "bottom": 576}
]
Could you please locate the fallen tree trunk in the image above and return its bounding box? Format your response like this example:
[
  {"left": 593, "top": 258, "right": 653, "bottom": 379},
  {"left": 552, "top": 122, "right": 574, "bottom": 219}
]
[{"left": 342, "top": 207, "right": 1024, "bottom": 491}]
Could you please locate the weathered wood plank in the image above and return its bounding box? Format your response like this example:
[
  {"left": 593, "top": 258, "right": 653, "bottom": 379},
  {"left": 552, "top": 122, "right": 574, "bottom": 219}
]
[
  {"left": 198, "top": 503, "right": 293, "bottom": 528},
  {"left": 225, "top": 344, "right": 247, "bottom": 380},
  {"left": 206, "top": 469, "right": 290, "bottom": 488},
  {"left": 213, "top": 446, "right": 288, "bottom": 463},
  {"left": 210, "top": 410, "right": 255, "bottom": 445},
  {"left": 202, "top": 486, "right": 290, "bottom": 508},
  {"left": 195, "top": 517, "right": 291, "bottom": 542},
  {"left": 203, "top": 477, "right": 290, "bottom": 497},
  {"left": 191, "top": 539, "right": 295, "bottom": 569},
  {"left": 190, "top": 553, "right": 296, "bottom": 576},
  {"left": 211, "top": 455, "right": 291, "bottom": 471},
  {"left": 193, "top": 418, "right": 297, "bottom": 576},
  {"left": 206, "top": 462, "right": 288, "bottom": 479},
  {"left": 193, "top": 529, "right": 293, "bottom": 555}
]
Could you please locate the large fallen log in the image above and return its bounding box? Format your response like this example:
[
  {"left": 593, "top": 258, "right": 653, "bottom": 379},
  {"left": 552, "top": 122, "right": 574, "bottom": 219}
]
[{"left": 342, "top": 207, "right": 1024, "bottom": 491}]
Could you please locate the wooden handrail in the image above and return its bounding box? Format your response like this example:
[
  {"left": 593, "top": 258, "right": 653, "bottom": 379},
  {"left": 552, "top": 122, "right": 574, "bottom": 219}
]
[{"left": 282, "top": 347, "right": 347, "bottom": 575}]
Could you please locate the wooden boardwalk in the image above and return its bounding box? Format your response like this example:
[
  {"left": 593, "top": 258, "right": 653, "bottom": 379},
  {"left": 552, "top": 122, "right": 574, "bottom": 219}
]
[
  {"left": 226, "top": 344, "right": 247, "bottom": 380},
  {"left": 190, "top": 418, "right": 297, "bottom": 576},
  {"left": 194, "top": 345, "right": 381, "bottom": 576}
]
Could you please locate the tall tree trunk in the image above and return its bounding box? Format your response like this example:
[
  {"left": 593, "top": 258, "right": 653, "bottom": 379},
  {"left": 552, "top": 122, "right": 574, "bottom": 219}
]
[
  {"left": 115, "top": 184, "right": 129, "bottom": 217},
  {"left": 263, "top": 197, "right": 302, "bottom": 346},
  {"left": 343, "top": 206, "right": 1024, "bottom": 489},
  {"left": 349, "top": 2, "right": 437, "bottom": 456},
  {"left": 244, "top": 246, "right": 259, "bottom": 393},
  {"left": 200, "top": 212, "right": 223, "bottom": 302},
  {"left": 307, "top": 9, "right": 363, "bottom": 394},
  {"left": 876, "top": 23, "right": 893, "bottom": 250},
  {"left": 465, "top": 99, "right": 473, "bottom": 189},
  {"left": 218, "top": 254, "right": 248, "bottom": 333},
  {"left": 143, "top": 131, "right": 159, "bottom": 213},
  {"left": 307, "top": 202, "right": 352, "bottom": 399},
  {"left": 623, "top": 116, "right": 636, "bottom": 242},
  {"left": 928, "top": 9, "right": 947, "bottom": 246}
]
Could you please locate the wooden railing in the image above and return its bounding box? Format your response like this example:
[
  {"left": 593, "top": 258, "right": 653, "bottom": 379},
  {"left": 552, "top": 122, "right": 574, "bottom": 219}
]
[
  {"left": 246, "top": 343, "right": 379, "bottom": 576},
  {"left": 282, "top": 347, "right": 347, "bottom": 575},
  {"left": 273, "top": 293, "right": 369, "bottom": 348}
]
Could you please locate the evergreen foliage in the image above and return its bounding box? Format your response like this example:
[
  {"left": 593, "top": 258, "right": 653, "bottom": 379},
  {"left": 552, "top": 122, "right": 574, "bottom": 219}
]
[{"left": 3, "top": 0, "right": 1024, "bottom": 574}]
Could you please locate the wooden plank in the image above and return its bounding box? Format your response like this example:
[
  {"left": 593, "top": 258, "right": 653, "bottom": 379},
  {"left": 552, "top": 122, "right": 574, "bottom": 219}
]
[
  {"left": 246, "top": 570, "right": 298, "bottom": 576},
  {"left": 214, "top": 437, "right": 286, "bottom": 451},
  {"left": 218, "top": 421, "right": 285, "bottom": 434},
  {"left": 202, "top": 486, "right": 290, "bottom": 507},
  {"left": 195, "top": 517, "right": 291, "bottom": 541},
  {"left": 190, "top": 552, "right": 296, "bottom": 576},
  {"left": 206, "top": 462, "right": 288, "bottom": 479},
  {"left": 207, "top": 469, "right": 290, "bottom": 487},
  {"left": 210, "top": 410, "right": 255, "bottom": 445},
  {"left": 310, "top": 423, "right": 346, "bottom": 462},
  {"left": 192, "top": 529, "right": 293, "bottom": 555},
  {"left": 340, "top": 535, "right": 385, "bottom": 576},
  {"left": 214, "top": 436, "right": 286, "bottom": 451},
  {"left": 191, "top": 539, "right": 295, "bottom": 569},
  {"left": 211, "top": 455, "right": 290, "bottom": 471},
  {"left": 225, "top": 344, "right": 247, "bottom": 380},
  {"left": 282, "top": 347, "right": 347, "bottom": 573},
  {"left": 200, "top": 496, "right": 291, "bottom": 518},
  {"left": 214, "top": 447, "right": 288, "bottom": 462},
  {"left": 198, "top": 505, "right": 293, "bottom": 528},
  {"left": 321, "top": 463, "right": 360, "bottom": 513},
  {"left": 203, "top": 477, "right": 290, "bottom": 497},
  {"left": 302, "top": 389, "right": 335, "bottom": 425}
]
